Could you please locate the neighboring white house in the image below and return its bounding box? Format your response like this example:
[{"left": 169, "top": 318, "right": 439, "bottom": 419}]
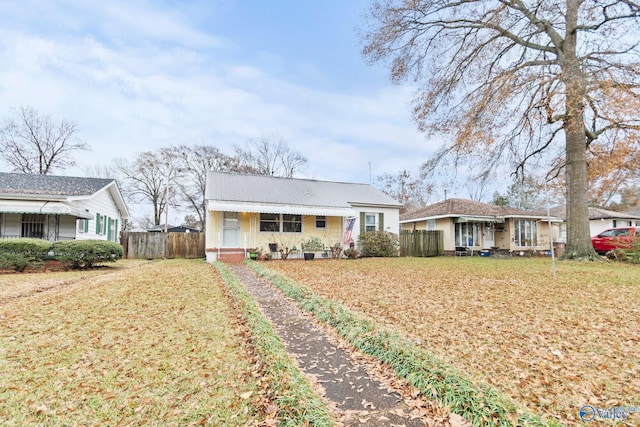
[
  {"left": 0, "top": 172, "right": 129, "bottom": 242},
  {"left": 549, "top": 205, "right": 640, "bottom": 241},
  {"left": 204, "top": 172, "right": 402, "bottom": 262}
]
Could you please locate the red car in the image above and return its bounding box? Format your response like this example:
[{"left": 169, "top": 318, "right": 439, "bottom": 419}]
[{"left": 591, "top": 227, "right": 640, "bottom": 254}]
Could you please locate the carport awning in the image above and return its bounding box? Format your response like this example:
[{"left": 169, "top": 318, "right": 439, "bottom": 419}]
[
  {"left": 0, "top": 200, "right": 93, "bottom": 219},
  {"left": 454, "top": 216, "right": 505, "bottom": 223},
  {"left": 208, "top": 202, "right": 356, "bottom": 217}
]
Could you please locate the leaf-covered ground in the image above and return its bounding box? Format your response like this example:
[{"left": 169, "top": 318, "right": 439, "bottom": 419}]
[
  {"left": 0, "top": 259, "right": 267, "bottom": 426},
  {"left": 263, "top": 257, "right": 640, "bottom": 425}
]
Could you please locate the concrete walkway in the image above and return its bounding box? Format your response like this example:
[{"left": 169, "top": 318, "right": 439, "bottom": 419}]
[{"left": 229, "top": 265, "right": 432, "bottom": 426}]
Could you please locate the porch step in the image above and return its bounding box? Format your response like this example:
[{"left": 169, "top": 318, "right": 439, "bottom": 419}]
[
  {"left": 214, "top": 248, "right": 247, "bottom": 264},
  {"left": 218, "top": 253, "right": 247, "bottom": 263}
]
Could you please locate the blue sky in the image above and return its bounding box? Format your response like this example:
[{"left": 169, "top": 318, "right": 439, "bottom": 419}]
[{"left": 0, "top": 0, "right": 438, "bottom": 195}]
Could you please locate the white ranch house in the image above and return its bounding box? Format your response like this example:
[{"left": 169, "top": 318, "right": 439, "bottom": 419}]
[{"left": 0, "top": 172, "right": 129, "bottom": 242}]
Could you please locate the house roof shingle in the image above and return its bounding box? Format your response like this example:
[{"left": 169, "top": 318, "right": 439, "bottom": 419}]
[
  {"left": 0, "top": 172, "right": 114, "bottom": 197},
  {"left": 206, "top": 172, "right": 401, "bottom": 208},
  {"left": 400, "top": 198, "right": 546, "bottom": 222}
]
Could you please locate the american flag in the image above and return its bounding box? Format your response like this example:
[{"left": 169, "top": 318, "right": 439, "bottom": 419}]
[{"left": 343, "top": 217, "right": 356, "bottom": 245}]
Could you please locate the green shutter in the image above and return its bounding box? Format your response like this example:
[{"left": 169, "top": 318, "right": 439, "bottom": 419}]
[
  {"left": 115, "top": 219, "right": 119, "bottom": 242},
  {"left": 360, "top": 212, "right": 365, "bottom": 235},
  {"left": 84, "top": 218, "right": 89, "bottom": 233},
  {"left": 378, "top": 213, "right": 384, "bottom": 231},
  {"left": 96, "top": 213, "right": 101, "bottom": 234},
  {"left": 107, "top": 217, "right": 112, "bottom": 240}
]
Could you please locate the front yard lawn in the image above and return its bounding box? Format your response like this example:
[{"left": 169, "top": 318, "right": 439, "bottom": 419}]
[
  {"left": 262, "top": 257, "right": 640, "bottom": 425},
  {"left": 0, "top": 260, "right": 266, "bottom": 426}
]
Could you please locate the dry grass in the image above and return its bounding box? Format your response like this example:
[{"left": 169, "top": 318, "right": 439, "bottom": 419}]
[
  {"left": 0, "top": 259, "right": 266, "bottom": 426},
  {"left": 263, "top": 257, "right": 640, "bottom": 425}
]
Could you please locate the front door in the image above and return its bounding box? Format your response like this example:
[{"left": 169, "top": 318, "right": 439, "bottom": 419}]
[
  {"left": 222, "top": 212, "right": 239, "bottom": 247},
  {"left": 483, "top": 224, "right": 495, "bottom": 248}
]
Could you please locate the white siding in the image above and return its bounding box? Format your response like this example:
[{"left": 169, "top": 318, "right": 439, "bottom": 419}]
[
  {"left": 351, "top": 206, "right": 401, "bottom": 245},
  {"left": 71, "top": 188, "right": 124, "bottom": 242}
]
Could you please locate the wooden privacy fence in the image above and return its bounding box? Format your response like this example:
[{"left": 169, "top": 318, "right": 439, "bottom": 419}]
[
  {"left": 400, "top": 230, "right": 444, "bottom": 257},
  {"left": 120, "top": 232, "right": 205, "bottom": 259}
]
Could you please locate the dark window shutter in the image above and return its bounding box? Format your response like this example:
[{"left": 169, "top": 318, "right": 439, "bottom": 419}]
[
  {"left": 96, "top": 213, "right": 101, "bottom": 234},
  {"left": 360, "top": 212, "right": 365, "bottom": 235},
  {"left": 378, "top": 213, "right": 384, "bottom": 231}
]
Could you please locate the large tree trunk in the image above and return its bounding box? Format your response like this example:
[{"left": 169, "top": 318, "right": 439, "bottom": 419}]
[
  {"left": 564, "top": 113, "right": 598, "bottom": 259},
  {"left": 561, "top": 0, "right": 599, "bottom": 260}
]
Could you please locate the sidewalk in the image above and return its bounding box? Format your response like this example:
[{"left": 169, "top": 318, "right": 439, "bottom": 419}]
[{"left": 229, "top": 265, "right": 437, "bottom": 426}]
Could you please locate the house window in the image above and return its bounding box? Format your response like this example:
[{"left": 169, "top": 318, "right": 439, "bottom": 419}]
[
  {"left": 77, "top": 219, "right": 87, "bottom": 233},
  {"left": 282, "top": 214, "right": 302, "bottom": 232},
  {"left": 22, "top": 214, "right": 45, "bottom": 238},
  {"left": 259, "top": 213, "right": 280, "bottom": 232},
  {"left": 514, "top": 219, "right": 537, "bottom": 247},
  {"left": 110, "top": 219, "right": 116, "bottom": 241},
  {"left": 100, "top": 215, "right": 107, "bottom": 235},
  {"left": 259, "top": 213, "right": 302, "bottom": 233},
  {"left": 315, "top": 216, "right": 326, "bottom": 229},
  {"left": 455, "top": 223, "right": 479, "bottom": 247},
  {"left": 613, "top": 220, "right": 632, "bottom": 228},
  {"left": 365, "top": 214, "right": 378, "bottom": 232},
  {"left": 427, "top": 219, "right": 436, "bottom": 230}
]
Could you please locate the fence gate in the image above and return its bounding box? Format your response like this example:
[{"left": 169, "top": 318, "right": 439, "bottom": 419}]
[
  {"left": 120, "top": 232, "right": 205, "bottom": 259},
  {"left": 399, "top": 230, "right": 444, "bottom": 257}
]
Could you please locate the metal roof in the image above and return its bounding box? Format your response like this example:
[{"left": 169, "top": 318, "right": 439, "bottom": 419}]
[
  {"left": 0, "top": 172, "right": 114, "bottom": 197},
  {"left": 206, "top": 172, "right": 401, "bottom": 214}
]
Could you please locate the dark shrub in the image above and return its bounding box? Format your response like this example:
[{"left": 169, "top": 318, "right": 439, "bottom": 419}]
[
  {"left": 52, "top": 240, "right": 124, "bottom": 269},
  {"left": 0, "top": 253, "right": 34, "bottom": 272},
  {"left": 0, "top": 238, "right": 52, "bottom": 256},
  {"left": 358, "top": 231, "right": 399, "bottom": 257}
]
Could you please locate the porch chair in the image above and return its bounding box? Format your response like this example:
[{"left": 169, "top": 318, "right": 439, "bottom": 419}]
[{"left": 455, "top": 246, "right": 470, "bottom": 256}]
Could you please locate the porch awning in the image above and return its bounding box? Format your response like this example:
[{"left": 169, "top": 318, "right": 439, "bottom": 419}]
[
  {"left": 0, "top": 200, "right": 93, "bottom": 219},
  {"left": 208, "top": 202, "right": 356, "bottom": 217},
  {"left": 454, "top": 216, "right": 505, "bottom": 223}
]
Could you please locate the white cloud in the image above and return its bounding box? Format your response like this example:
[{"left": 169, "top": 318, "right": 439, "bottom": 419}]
[{"left": 0, "top": 0, "right": 436, "bottom": 211}]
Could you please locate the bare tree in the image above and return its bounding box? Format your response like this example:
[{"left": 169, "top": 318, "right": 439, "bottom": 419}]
[
  {"left": 363, "top": 1, "right": 640, "bottom": 259},
  {"left": 115, "top": 152, "right": 176, "bottom": 226},
  {"left": 0, "top": 106, "right": 89, "bottom": 174},
  {"left": 166, "top": 144, "right": 244, "bottom": 229},
  {"left": 376, "top": 169, "right": 433, "bottom": 211},
  {"left": 234, "top": 133, "right": 307, "bottom": 177}
]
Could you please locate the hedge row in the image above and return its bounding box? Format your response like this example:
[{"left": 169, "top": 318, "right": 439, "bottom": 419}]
[{"left": 0, "top": 239, "right": 123, "bottom": 271}]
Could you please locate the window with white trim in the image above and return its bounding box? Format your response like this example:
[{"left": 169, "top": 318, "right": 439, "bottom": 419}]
[
  {"left": 514, "top": 219, "right": 537, "bottom": 246},
  {"left": 427, "top": 219, "right": 436, "bottom": 230},
  {"left": 365, "top": 214, "right": 378, "bottom": 232},
  {"left": 259, "top": 213, "right": 302, "bottom": 233},
  {"left": 77, "top": 219, "right": 87, "bottom": 233},
  {"left": 315, "top": 216, "right": 326, "bottom": 229},
  {"left": 455, "top": 222, "right": 479, "bottom": 247},
  {"left": 282, "top": 214, "right": 301, "bottom": 232},
  {"left": 99, "top": 215, "right": 107, "bottom": 235}
]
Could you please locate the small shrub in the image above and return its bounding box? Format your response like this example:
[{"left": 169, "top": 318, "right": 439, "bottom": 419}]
[
  {"left": 358, "top": 230, "right": 399, "bottom": 257},
  {"left": 0, "top": 253, "right": 32, "bottom": 272},
  {"left": 52, "top": 240, "right": 124, "bottom": 269},
  {"left": 343, "top": 248, "right": 358, "bottom": 259},
  {"left": 302, "top": 236, "right": 324, "bottom": 252}
]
